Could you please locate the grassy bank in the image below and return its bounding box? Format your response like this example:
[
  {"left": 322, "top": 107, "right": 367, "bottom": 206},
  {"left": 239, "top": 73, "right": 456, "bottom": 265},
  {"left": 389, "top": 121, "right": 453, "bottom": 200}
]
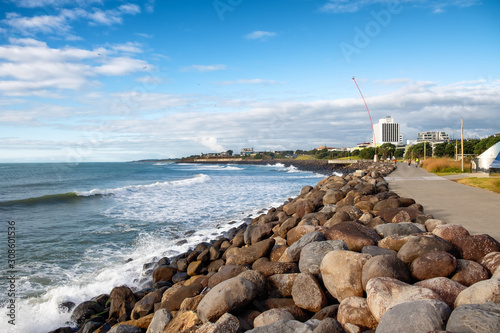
[
  {"left": 453, "top": 177, "right": 500, "bottom": 194},
  {"left": 421, "top": 158, "right": 471, "bottom": 175}
]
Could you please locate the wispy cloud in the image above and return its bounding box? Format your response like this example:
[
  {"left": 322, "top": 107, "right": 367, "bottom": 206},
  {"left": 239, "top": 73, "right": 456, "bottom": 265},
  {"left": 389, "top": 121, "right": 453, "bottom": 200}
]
[
  {"left": 245, "top": 31, "right": 277, "bottom": 40},
  {"left": 2, "top": 3, "right": 141, "bottom": 38},
  {"left": 179, "top": 64, "right": 226, "bottom": 72},
  {"left": 0, "top": 38, "right": 152, "bottom": 96},
  {"left": 320, "top": 0, "right": 481, "bottom": 13}
]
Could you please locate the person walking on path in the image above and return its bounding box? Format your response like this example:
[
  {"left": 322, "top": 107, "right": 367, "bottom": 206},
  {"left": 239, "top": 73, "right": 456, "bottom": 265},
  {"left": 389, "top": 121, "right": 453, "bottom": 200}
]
[
  {"left": 408, "top": 159, "right": 411, "bottom": 167},
  {"left": 416, "top": 158, "right": 419, "bottom": 167}
]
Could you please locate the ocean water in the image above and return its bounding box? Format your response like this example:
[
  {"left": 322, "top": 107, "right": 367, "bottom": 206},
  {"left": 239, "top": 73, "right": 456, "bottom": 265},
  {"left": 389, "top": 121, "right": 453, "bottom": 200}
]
[{"left": 0, "top": 162, "right": 327, "bottom": 332}]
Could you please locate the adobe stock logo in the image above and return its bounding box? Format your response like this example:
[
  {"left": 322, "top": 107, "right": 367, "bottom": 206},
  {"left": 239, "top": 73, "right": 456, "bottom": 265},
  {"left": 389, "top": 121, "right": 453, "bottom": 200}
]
[{"left": 340, "top": 1, "right": 403, "bottom": 63}]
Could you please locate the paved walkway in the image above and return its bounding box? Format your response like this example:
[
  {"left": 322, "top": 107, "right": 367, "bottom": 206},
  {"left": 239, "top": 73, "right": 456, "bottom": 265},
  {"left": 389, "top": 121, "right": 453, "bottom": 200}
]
[{"left": 385, "top": 164, "right": 500, "bottom": 241}]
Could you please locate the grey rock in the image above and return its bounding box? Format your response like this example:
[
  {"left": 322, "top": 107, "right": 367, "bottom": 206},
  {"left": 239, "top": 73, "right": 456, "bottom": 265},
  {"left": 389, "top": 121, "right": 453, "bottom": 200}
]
[
  {"left": 375, "top": 300, "right": 451, "bottom": 333},
  {"left": 146, "top": 308, "right": 172, "bottom": 333},
  {"left": 287, "top": 231, "right": 325, "bottom": 262},
  {"left": 446, "top": 302, "right": 500, "bottom": 333},
  {"left": 108, "top": 325, "right": 142, "bottom": 333},
  {"left": 299, "top": 240, "right": 349, "bottom": 275},
  {"left": 374, "top": 222, "right": 425, "bottom": 237},
  {"left": 361, "top": 246, "right": 397, "bottom": 257}
]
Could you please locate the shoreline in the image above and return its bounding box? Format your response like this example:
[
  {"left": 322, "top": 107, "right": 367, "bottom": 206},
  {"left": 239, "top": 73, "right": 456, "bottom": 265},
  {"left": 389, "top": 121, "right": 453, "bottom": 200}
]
[{"left": 52, "top": 162, "right": 500, "bottom": 333}]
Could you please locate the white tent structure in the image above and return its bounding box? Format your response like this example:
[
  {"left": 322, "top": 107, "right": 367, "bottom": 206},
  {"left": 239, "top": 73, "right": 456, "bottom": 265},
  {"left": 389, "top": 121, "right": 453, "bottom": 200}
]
[{"left": 472, "top": 142, "right": 500, "bottom": 173}]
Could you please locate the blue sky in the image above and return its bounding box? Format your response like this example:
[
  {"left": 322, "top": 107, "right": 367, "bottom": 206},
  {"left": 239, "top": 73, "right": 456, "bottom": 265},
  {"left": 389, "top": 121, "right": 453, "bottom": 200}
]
[{"left": 0, "top": 0, "right": 499, "bottom": 162}]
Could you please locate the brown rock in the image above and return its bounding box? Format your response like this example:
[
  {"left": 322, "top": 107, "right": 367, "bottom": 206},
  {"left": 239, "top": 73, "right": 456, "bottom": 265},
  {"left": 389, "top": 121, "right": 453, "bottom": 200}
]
[
  {"left": 277, "top": 217, "right": 300, "bottom": 239},
  {"left": 410, "top": 251, "right": 457, "bottom": 281},
  {"left": 451, "top": 234, "right": 500, "bottom": 261},
  {"left": 109, "top": 286, "right": 136, "bottom": 320},
  {"left": 451, "top": 259, "right": 490, "bottom": 287},
  {"left": 324, "top": 211, "right": 352, "bottom": 228},
  {"left": 261, "top": 298, "right": 309, "bottom": 322},
  {"left": 152, "top": 265, "right": 177, "bottom": 284},
  {"left": 479, "top": 252, "right": 500, "bottom": 275},
  {"left": 312, "top": 318, "right": 345, "bottom": 333},
  {"left": 324, "top": 221, "right": 381, "bottom": 252},
  {"left": 373, "top": 198, "right": 401, "bottom": 212},
  {"left": 270, "top": 245, "right": 287, "bottom": 262},
  {"left": 391, "top": 210, "right": 411, "bottom": 223},
  {"left": 197, "top": 277, "right": 258, "bottom": 323},
  {"left": 131, "top": 290, "right": 163, "bottom": 320},
  {"left": 432, "top": 224, "right": 470, "bottom": 243},
  {"left": 397, "top": 235, "right": 454, "bottom": 265},
  {"left": 268, "top": 273, "right": 299, "bottom": 298},
  {"left": 187, "top": 261, "right": 204, "bottom": 276},
  {"left": 378, "top": 234, "right": 414, "bottom": 251},
  {"left": 252, "top": 258, "right": 299, "bottom": 277},
  {"left": 164, "top": 310, "right": 201, "bottom": 333},
  {"left": 225, "top": 238, "right": 275, "bottom": 266},
  {"left": 237, "top": 310, "right": 261, "bottom": 332},
  {"left": 377, "top": 207, "right": 422, "bottom": 223},
  {"left": 244, "top": 224, "right": 274, "bottom": 245},
  {"left": 323, "top": 189, "right": 345, "bottom": 205},
  {"left": 425, "top": 219, "right": 446, "bottom": 232},
  {"left": 207, "top": 259, "right": 225, "bottom": 273},
  {"left": 291, "top": 273, "right": 327, "bottom": 312},
  {"left": 337, "top": 205, "right": 363, "bottom": 220},
  {"left": 337, "top": 296, "right": 377, "bottom": 330},
  {"left": 355, "top": 200, "right": 374, "bottom": 213},
  {"left": 207, "top": 265, "right": 247, "bottom": 289},
  {"left": 115, "top": 313, "right": 154, "bottom": 330},
  {"left": 162, "top": 282, "right": 203, "bottom": 312},
  {"left": 399, "top": 197, "right": 416, "bottom": 207},
  {"left": 196, "top": 312, "right": 239, "bottom": 333},
  {"left": 287, "top": 225, "right": 324, "bottom": 246},
  {"left": 296, "top": 199, "right": 315, "bottom": 219},
  {"left": 415, "top": 277, "right": 467, "bottom": 309},
  {"left": 320, "top": 250, "right": 371, "bottom": 302},
  {"left": 179, "top": 294, "right": 204, "bottom": 312},
  {"left": 361, "top": 254, "right": 411, "bottom": 291}
]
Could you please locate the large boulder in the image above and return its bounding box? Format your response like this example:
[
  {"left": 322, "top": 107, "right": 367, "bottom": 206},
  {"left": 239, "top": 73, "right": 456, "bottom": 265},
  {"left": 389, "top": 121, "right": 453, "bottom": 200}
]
[
  {"left": 252, "top": 258, "right": 298, "bottom": 277},
  {"left": 291, "top": 273, "right": 327, "bottom": 312},
  {"left": 163, "top": 310, "right": 201, "bottom": 333},
  {"left": 207, "top": 265, "right": 247, "bottom": 289},
  {"left": 109, "top": 286, "right": 136, "bottom": 320},
  {"left": 299, "top": 240, "right": 348, "bottom": 275},
  {"left": 454, "top": 277, "right": 500, "bottom": 307},
  {"left": 451, "top": 259, "right": 490, "bottom": 287},
  {"left": 375, "top": 300, "right": 451, "bottom": 333},
  {"left": 410, "top": 251, "right": 457, "bottom": 281},
  {"left": 480, "top": 252, "right": 500, "bottom": 275},
  {"left": 162, "top": 281, "right": 203, "bottom": 312},
  {"left": 415, "top": 277, "right": 467, "bottom": 309},
  {"left": 268, "top": 273, "right": 299, "bottom": 298},
  {"left": 152, "top": 265, "right": 177, "bottom": 284},
  {"left": 197, "top": 313, "right": 239, "bottom": 333},
  {"left": 225, "top": 239, "right": 275, "bottom": 266},
  {"left": 361, "top": 254, "right": 411, "bottom": 291},
  {"left": 320, "top": 250, "right": 371, "bottom": 302},
  {"left": 374, "top": 222, "right": 425, "bottom": 237},
  {"left": 244, "top": 224, "right": 274, "bottom": 245},
  {"left": 432, "top": 224, "right": 470, "bottom": 242},
  {"left": 131, "top": 289, "right": 163, "bottom": 320},
  {"left": 397, "top": 235, "right": 454, "bottom": 265},
  {"left": 286, "top": 231, "right": 325, "bottom": 262},
  {"left": 324, "top": 221, "right": 381, "bottom": 252},
  {"left": 366, "top": 277, "right": 443, "bottom": 322},
  {"left": 71, "top": 301, "right": 103, "bottom": 325},
  {"left": 253, "top": 309, "right": 294, "bottom": 328},
  {"left": 451, "top": 235, "right": 500, "bottom": 261},
  {"left": 446, "top": 302, "right": 500, "bottom": 333},
  {"left": 337, "top": 296, "right": 377, "bottom": 330},
  {"left": 146, "top": 308, "right": 172, "bottom": 333},
  {"left": 197, "top": 276, "right": 258, "bottom": 323}
]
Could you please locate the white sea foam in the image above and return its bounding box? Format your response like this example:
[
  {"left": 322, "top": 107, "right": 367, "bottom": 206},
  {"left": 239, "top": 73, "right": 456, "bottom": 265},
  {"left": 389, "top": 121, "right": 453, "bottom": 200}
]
[{"left": 76, "top": 173, "right": 210, "bottom": 197}]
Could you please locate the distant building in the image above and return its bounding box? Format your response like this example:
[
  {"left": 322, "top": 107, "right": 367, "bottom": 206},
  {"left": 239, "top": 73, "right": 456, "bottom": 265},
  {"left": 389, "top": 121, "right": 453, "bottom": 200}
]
[
  {"left": 315, "top": 146, "right": 341, "bottom": 151},
  {"left": 417, "top": 131, "right": 449, "bottom": 142},
  {"left": 241, "top": 148, "right": 254, "bottom": 156},
  {"left": 372, "top": 116, "right": 403, "bottom": 146}
]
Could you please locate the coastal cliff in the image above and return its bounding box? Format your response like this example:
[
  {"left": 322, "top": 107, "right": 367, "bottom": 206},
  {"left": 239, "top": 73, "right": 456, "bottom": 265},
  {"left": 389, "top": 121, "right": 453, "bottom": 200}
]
[{"left": 52, "top": 162, "right": 500, "bottom": 333}]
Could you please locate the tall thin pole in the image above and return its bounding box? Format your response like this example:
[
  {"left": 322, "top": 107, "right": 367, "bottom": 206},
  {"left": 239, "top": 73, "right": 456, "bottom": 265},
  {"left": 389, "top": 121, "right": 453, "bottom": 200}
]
[
  {"left": 461, "top": 118, "right": 464, "bottom": 172},
  {"left": 352, "top": 77, "right": 377, "bottom": 161},
  {"left": 455, "top": 140, "right": 458, "bottom": 160},
  {"left": 424, "top": 140, "right": 426, "bottom": 160}
]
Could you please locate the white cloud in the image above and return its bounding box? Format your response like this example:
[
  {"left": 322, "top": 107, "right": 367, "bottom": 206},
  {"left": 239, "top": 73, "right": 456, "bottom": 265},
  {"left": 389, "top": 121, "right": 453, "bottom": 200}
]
[
  {"left": 2, "top": 3, "right": 141, "bottom": 37},
  {"left": 197, "top": 137, "right": 226, "bottom": 152},
  {"left": 180, "top": 64, "right": 226, "bottom": 72},
  {"left": 320, "top": 0, "right": 481, "bottom": 13},
  {"left": 110, "top": 42, "right": 143, "bottom": 54},
  {"left": 245, "top": 31, "right": 277, "bottom": 40},
  {"left": 0, "top": 39, "right": 152, "bottom": 96},
  {"left": 9, "top": 0, "right": 102, "bottom": 8}
]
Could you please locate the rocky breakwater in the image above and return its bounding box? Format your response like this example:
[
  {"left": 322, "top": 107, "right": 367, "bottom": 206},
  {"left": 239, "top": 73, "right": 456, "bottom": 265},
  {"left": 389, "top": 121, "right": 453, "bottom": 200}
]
[{"left": 53, "top": 162, "right": 500, "bottom": 333}]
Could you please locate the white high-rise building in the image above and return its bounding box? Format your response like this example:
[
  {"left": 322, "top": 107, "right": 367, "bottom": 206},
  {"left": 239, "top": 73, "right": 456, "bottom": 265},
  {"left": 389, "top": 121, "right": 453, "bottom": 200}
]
[{"left": 371, "top": 116, "right": 403, "bottom": 146}]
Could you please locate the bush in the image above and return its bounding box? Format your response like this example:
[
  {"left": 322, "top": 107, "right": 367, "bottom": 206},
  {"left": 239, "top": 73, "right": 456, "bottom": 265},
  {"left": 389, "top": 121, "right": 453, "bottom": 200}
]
[{"left": 421, "top": 158, "right": 471, "bottom": 174}]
